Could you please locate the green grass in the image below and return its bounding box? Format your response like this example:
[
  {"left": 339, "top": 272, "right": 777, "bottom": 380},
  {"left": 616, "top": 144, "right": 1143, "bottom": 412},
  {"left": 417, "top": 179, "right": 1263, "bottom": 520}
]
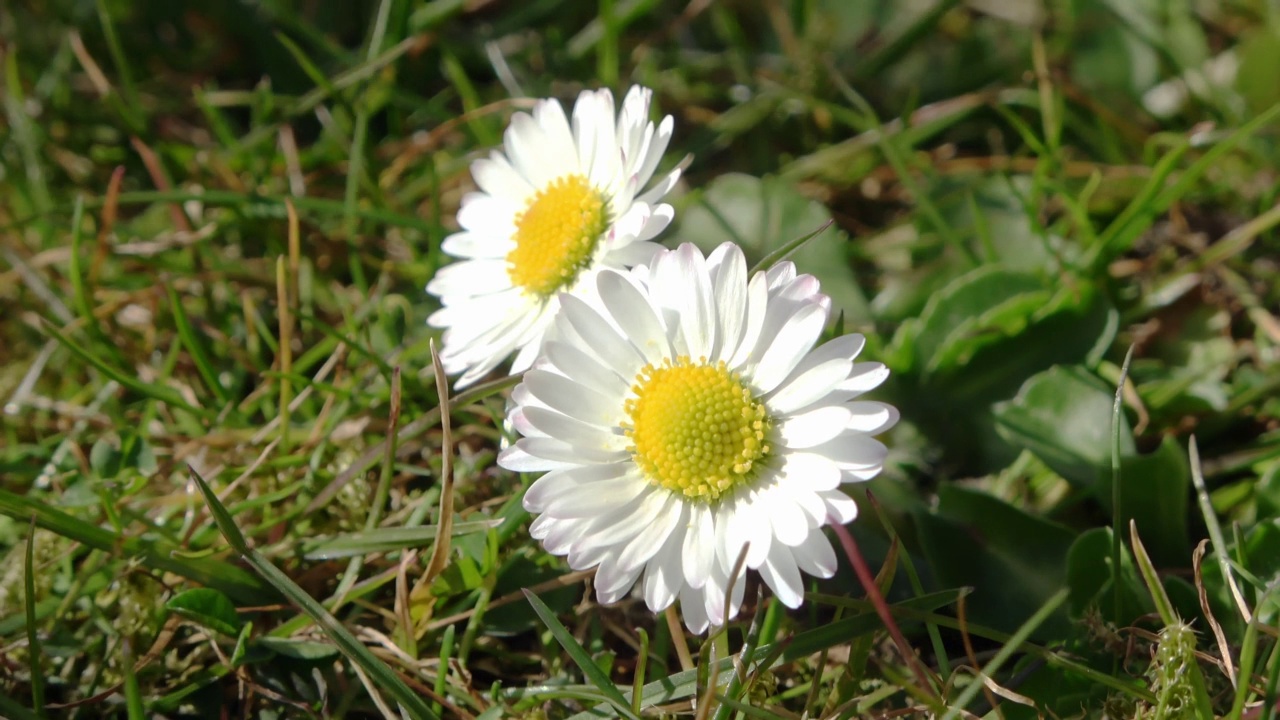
[{"left": 3, "top": 1, "right": 1280, "bottom": 717}]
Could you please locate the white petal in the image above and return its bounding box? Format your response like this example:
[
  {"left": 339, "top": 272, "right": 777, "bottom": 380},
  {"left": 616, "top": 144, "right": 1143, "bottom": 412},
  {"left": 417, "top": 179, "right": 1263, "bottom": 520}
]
[
  {"left": 523, "top": 369, "right": 622, "bottom": 428},
  {"left": 523, "top": 463, "right": 631, "bottom": 512},
  {"left": 682, "top": 504, "right": 716, "bottom": 590},
  {"left": 806, "top": 435, "right": 889, "bottom": 470},
  {"left": 534, "top": 473, "right": 647, "bottom": 519},
  {"left": 595, "top": 562, "right": 642, "bottom": 605},
  {"left": 767, "top": 358, "right": 853, "bottom": 415},
  {"left": 521, "top": 406, "right": 627, "bottom": 451},
  {"left": 778, "top": 452, "right": 843, "bottom": 491},
  {"left": 516, "top": 436, "right": 627, "bottom": 466},
  {"left": 497, "top": 442, "right": 578, "bottom": 473},
  {"left": 707, "top": 242, "right": 748, "bottom": 362},
  {"left": 776, "top": 406, "right": 853, "bottom": 449},
  {"left": 679, "top": 583, "right": 710, "bottom": 634},
  {"left": 643, "top": 503, "right": 688, "bottom": 611},
  {"left": 749, "top": 303, "right": 828, "bottom": 393},
  {"left": 759, "top": 541, "right": 806, "bottom": 608},
  {"left": 597, "top": 270, "right": 670, "bottom": 364},
  {"left": 840, "top": 362, "right": 891, "bottom": 394},
  {"left": 426, "top": 259, "right": 512, "bottom": 296},
  {"left": 792, "top": 532, "right": 838, "bottom": 578},
  {"left": 542, "top": 340, "right": 628, "bottom": 396},
  {"left": 675, "top": 244, "right": 716, "bottom": 360},
  {"left": 846, "top": 401, "right": 900, "bottom": 434},
  {"left": 615, "top": 494, "right": 683, "bottom": 572},
  {"left": 586, "top": 487, "right": 670, "bottom": 546},
  {"left": 727, "top": 273, "right": 773, "bottom": 368},
  {"left": 820, "top": 490, "right": 860, "bottom": 524},
  {"left": 471, "top": 153, "right": 533, "bottom": 203},
  {"left": 558, "top": 294, "right": 645, "bottom": 380},
  {"left": 765, "top": 487, "right": 811, "bottom": 547}
]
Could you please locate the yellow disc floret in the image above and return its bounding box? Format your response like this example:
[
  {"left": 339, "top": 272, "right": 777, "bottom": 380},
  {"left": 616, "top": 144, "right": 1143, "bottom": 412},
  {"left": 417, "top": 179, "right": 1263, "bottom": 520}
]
[
  {"left": 507, "top": 174, "right": 609, "bottom": 297},
  {"left": 624, "top": 356, "right": 772, "bottom": 503}
]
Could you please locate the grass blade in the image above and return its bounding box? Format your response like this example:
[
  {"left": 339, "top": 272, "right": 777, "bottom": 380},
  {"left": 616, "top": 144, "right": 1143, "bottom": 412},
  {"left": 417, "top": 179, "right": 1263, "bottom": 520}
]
[
  {"left": 188, "top": 466, "right": 440, "bottom": 720},
  {"left": 523, "top": 589, "right": 640, "bottom": 720},
  {"left": 0, "top": 489, "right": 267, "bottom": 605},
  {"left": 25, "top": 518, "right": 46, "bottom": 718}
]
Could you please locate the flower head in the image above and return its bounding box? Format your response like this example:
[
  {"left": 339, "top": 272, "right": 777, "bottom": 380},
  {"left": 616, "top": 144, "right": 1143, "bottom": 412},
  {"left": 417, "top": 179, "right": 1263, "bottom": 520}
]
[
  {"left": 498, "top": 242, "right": 897, "bottom": 632},
  {"left": 427, "top": 85, "right": 681, "bottom": 387}
]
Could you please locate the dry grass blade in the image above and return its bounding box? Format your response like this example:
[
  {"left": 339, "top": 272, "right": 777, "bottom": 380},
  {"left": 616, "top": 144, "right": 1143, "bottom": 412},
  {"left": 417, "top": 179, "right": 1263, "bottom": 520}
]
[
  {"left": 1193, "top": 539, "right": 1237, "bottom": 687},
  {"left": 421, "top": 340, "right": 455, "bottom": 586}
]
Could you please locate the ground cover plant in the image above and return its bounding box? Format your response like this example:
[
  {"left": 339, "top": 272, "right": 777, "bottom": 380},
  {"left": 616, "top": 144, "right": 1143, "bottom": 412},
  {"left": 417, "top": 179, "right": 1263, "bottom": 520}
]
[{"left": 3, "top": 0, "right": 1280, "bottom": 717}]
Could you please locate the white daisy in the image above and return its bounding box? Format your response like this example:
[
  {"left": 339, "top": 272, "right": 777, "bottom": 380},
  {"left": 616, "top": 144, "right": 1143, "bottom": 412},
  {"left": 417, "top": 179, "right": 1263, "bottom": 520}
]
[
  {"left": 498, "top": 242, "right": 898, "bottom": 632},
  {"left": 427, "top": 85, "right": 681, "bottom": 387}
]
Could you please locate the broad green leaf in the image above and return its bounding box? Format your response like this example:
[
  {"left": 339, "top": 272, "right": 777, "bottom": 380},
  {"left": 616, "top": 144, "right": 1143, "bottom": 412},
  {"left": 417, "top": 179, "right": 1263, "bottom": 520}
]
[
  {"left": 672, "top": 173, "right": 870, "bottom": 322},
  {"left": 166, "top": 588, "right": 243, "bottom": 637},
  {"left": 994, "top": 365, "right": 1133, "bottom": 489},
  {"left": 887, "top": 265, "right": 1055, "bottom": 379},
  {"left": 914, "top": 485, "right": 1074, "bottom": 638},
  {"left": 1107, "top": 436, "right": 1191, "bottom": 566},
  {"left": 1065, "top": 527, "right": 1151, "bottom": 625}
]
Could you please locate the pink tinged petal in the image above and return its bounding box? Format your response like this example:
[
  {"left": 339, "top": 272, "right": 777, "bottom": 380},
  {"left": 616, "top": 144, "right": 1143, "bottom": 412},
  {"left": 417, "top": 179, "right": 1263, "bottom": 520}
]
[
  {"left": 679, "top": 583, "right": 710, "bottom": 634},
  {"left": 595, "top": 562, "right": 642, "bottom": 605},
  {"left": 764, "top": 487, "right": 812, "bottom": 547},
  {"left": 596, "top": 270, "right": 671, "bottom": 365},
  {"left": 778, "top": 452, "right": 843, "bottom": 491},
  {"left": 776, "top": 406, "right": 853, "bottom": 449},
  {"left": 820, "top": 490, "right": 860, "bottom": 524},
  {"left": 792, "top": 533, "right": 838, "bottom": 578},
  {"left": 471, "top": 153, "right": 533, "bottom": 203},
  {"left": 707, "top": 242, "right": 748, "bottom": 362},
  {"left": 523, "top": 369, "right": 622, "bottom": 427},
  {"left": 682, "top": 504, "right": 716, "bottom": 590},
  {"left": 542, "top": 341, "right": 628, "bottom": 396},
  {"left": 509, "top": 407, "right": 540, "bottom": 439},
  {"left": 749, "top": 303, "right": 828, "bottom": 393},
  {"left": 840, "top": 362, "right": 891, "bottom": 394},
  {"left": 558, "top": 294, "right": 645, "bottom": 380},
  {"left": 765, "top": 261, "right": 796, "bottom": 288},
  {"left": 846, "top": 401, "right": 900, "bottom": 434},
  {"left": 759, "top": 541, "right": 806, "bottom": 608},
  {"left": 727, "top": 272, "right": 771, "bottom": 368},
  {"left": 615, "top": 494, "right": 683, "bottom": 572},
  {"left": 635, "top": 203, "right": 674, "bottom": 242},
  {"left": 514, "top": 436, "right": 627, "bottom": 466},
  {"left": 520, "top": 406, "right": 627, "bottom": 451}
]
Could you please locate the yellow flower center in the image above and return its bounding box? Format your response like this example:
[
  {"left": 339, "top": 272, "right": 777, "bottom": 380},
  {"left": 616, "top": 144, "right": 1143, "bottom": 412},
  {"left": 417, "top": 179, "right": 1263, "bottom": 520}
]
[
  {"left": 624, "top": 356, "right": 772, "bottom": 503},
  {"left": 507, "top": 174, "right": 609, "bottom": 297}
]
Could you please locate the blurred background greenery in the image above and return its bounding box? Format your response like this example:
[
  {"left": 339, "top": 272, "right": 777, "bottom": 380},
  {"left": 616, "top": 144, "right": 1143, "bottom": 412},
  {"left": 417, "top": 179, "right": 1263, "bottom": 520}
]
[{"left": 3, "top": 0, "right": 1280, "bottom": 717}]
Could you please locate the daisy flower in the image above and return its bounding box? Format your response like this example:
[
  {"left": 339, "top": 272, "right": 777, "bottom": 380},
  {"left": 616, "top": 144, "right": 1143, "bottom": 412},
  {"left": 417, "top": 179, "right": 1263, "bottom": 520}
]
[
  {"left": 498, "top": 242, "right": 898, "bottom": 632},
  {"left": 427, "top": 85, "right": 681, "bottom": 387}
]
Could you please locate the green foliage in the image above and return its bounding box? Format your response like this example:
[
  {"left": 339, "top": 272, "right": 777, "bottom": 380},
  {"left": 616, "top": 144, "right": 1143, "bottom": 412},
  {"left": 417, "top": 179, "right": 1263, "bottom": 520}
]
[{"left": 3, "top": 0, "right": 1280, "bottom": 717}]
